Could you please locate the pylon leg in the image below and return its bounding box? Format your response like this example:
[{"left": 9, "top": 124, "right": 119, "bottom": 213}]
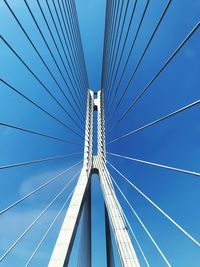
[
  {"left": 48, "top": 91, "right": 94, "bottom": 267},
  {"left": 48, "top": 168, "right": 91, "bottom": 267},
  {"left": 77, "top": 181, "right": 91, "bottom": 266},
  {"left": 105, "top": 204, "right": 115, "bottom": 267},
  {"left": 94, "top": 157, "right": 140, "bottom": 267}
]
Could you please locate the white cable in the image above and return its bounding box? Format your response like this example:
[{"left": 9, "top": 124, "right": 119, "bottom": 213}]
[
  {"left": 0, "top": 170, "right": 80, "bottom": 262},
  {"left": 111, "top": 175, "right": 172, "bottom": 266},
  {"left": 24, "top": 190, "right": 74, "bottom": 267},
  {"left": 107, "top": 152, "right": 200, "bottom": 177},
  {"left": 108, "top": 160, "right": 200, "bottom": 248},
  {"left": 0, "top": 160, "right": 82, "bottom": 215}
]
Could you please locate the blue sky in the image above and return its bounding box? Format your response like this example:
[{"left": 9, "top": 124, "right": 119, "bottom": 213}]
[{"left": 0, "top": 0, "right": 200, "bottom": 266}]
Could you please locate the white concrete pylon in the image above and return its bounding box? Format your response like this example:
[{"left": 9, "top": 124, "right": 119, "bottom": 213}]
[{"left": 48, "top": 90, "right": 140, "bottom": 267}]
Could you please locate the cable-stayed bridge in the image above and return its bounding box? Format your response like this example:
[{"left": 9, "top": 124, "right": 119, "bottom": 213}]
[{"left": 0, "top": 0, "right": 200, "bottom": 266}]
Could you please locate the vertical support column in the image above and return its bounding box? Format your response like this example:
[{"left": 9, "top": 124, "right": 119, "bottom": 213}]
[
  {"left": 77, "top": 183, "right": 91, "bottom": 267},
  {"left": 48, "top": 90, "right": 94, "bottom": 267},
  {"left": 105, "top": 205, "right": 115, "bottom": 267},
  {"left": 94, "top": 91, "right": 140, "bottom": 267}
]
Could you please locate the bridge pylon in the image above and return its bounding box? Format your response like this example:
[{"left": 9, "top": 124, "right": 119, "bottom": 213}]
[{"left": 48, "top": 90, "right": 140, "bottom": 267}]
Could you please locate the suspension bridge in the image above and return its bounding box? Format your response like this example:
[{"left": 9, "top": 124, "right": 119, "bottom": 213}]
[{"left": 0, "top": 0, "right": 200, "bottom": 266}]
